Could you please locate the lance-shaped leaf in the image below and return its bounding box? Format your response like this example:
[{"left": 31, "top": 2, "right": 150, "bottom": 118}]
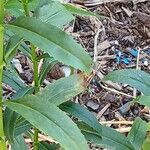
[
  {"left": 4, "top": 34, "right": 22, "bottom": 63},
  {"left": 6, "top": 16, "right": 92, "bottom": 73},
  {"left": 38, "top": 142, "right": 60, "bottom": 150},
  {"left": 136, "top": 95, "right": 150, "bottom": 108},
  {"left": 4, "top": 96, "right": 88, "bottom": 150},
  {"left": 37, "top": 74, "right": 88, "bottom": 106},
  {"left": 11, "top": 135, "right": 28, "bottom": 150},
  {"left": 60, "top": 101, "right": 135, "bottom": 150},
  {"left": 127, "top": 118, "right": 148, "bottom": 150},
  {"left": 103, "top": 69, "right": 150, "bottom": 95},
  {"left": 63, "top": 3, "right": 98, "bottom": 17},
  {"left": 34, "top": 1, "right": 74, "bottom": 28},
  {"left": 3, "top": 68, "right": 26, "bottom": 91},
  {"left": 143, "top": 137, "right": 150, "bottom": 150},
  {"left": 38, "top": 58, "right": 57, "bottom": 85},
  {"left": 4, "top": 108, "right": 18, "bottom": 143}
]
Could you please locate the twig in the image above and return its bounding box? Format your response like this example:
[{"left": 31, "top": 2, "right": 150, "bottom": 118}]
[
  {"left": 97, "top": 103, "right": 111, "bottom": 119},
  {"left": 97, "top": 55, "right": 116, "bottom": 60},
  {"left": 133, "top": 48, "right": 140, "bottom": 97},
  {"left": 100, "top": 83, "right": 135, "bottom": 98},
  {"left": 115, "top": 127, "right": 131, "bottom": 133},
  {"left": 94, "top": 28, "right": 101, "bottom": 63},
  {"left": 100, "top": 120, "right": 133, "bottom": 125},
  {"left": 84, "top": 0, "right": 148, "bottom": 6}
]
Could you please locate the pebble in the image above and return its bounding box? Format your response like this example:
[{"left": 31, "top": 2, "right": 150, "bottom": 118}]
[{"left": 86, "top": 100, "right": 99, "bottom": 110}]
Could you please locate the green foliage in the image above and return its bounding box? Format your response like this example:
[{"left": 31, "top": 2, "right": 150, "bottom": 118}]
[
  {"left": 4, "top": 96, "right": 89, "bottom": 150},
  {"left": 63, "top": 3, "right": 98, "bottom": 17},
  {"left": 37, "top": 74, "right": 87, "bottom": 105},
  {"left": 38, "top": 142, "right": 61, "bottom": 150},
  {"left": 35, "top": 1, "right": 75, "bottom": 28},
  {"left": 0, "top": 0, "right": 149, "bottom": 150},
  {"left": 136, "top": 95, "right": 150, "bottom": 107},
  {"left": 6, "top": 16, "right": 92, "bottom": 73},
  {"left": 4, "top": 35, "right": 22, "bottom": 63},
  {"left": 127, "top": 118, "right": 148, "bottom": 150},
  {"left": 60, "top": 101, "right": 135, "bottom": 150},
  {"left": 143, "top": 136, "right": 150, "bottom": 150},
  {"left": 11, "top": 135, "right": 28, "bottom": 150},
  {"left": 103, "top": 69, "right": 150, "bottom": 149},
  {"left": 103, "top": 69, "right": 150, "bottom": 95}
]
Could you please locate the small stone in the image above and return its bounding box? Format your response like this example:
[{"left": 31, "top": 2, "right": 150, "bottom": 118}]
[
  {"left": 60, "top": 66, "right": 71, "bottom": 77},
  {"left": 86, "top": 100, "right": 99, "bottom": 110},
  {"left": 119, "top": 102, "right": 132, "bottom": 114},
  {"left": 144, "top": 60, "right": 148, "bottom": 67}
]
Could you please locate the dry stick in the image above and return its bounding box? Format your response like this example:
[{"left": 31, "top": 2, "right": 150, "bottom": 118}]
[
  {"left": 97, "top": 103, "right": 111, "bottom": 119},
  {"left": 115, "top": 127, "right": 131, "bottom": 133},
  {"left": 94, "top": 27, "right": 101, "bottom": 63},
  {"left": 100, "top": 120, "right": 133, "bottom": 125},
  {"left": 84, "top": 0, "right": 148, "bottom": 6},
  {"left": 133, "top": 48, "right": 140, "bottom": 97},
  {"left": 93, "top": 18, "right": 105, "bottom": 71},
  {"left": 100, "top": 83, "right": 135, "bottom": 98}
]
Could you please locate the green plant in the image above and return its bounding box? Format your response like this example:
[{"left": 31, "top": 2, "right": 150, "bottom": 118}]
[
  {"left": 0, "top": 0, "right": 149, "bottom": 150},
  {"left": 1, "top": 0, "right": 94, "bottom": 149},
  {"left": 103, "top": 69, "right": 150, "bottom": 150}
]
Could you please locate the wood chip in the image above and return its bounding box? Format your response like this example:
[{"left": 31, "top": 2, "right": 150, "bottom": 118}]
[
  {"left": 97, "top": 40, "right": 111, "bottom": 54},
  {"left": 97, "top": 103, "right": 111, "bottom": 119}
]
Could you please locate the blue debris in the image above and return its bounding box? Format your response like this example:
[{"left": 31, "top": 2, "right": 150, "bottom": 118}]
[
  {"left": 114, "top": 48, "right": 149, "bottom": 65},
  {"left": 120, "top": 57, "right": 131, "bottom": 65},
  {"left": 128, "top": 48, "right": 138, "bottom": 57},
  {"left": 114, "top": 49, "right": 132, "bottom": 65}
]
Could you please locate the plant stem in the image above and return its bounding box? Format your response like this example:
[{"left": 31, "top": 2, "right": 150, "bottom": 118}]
[
  {"left": 21, "top": 1, "right": 40, "bottom": 150},
  {"left": 22, "top": 0, "right": 30, "bottom": 16},
  {"left": 31, "top": 45, "right": 39, "bottom": 150},
  {"left": 0, "top": 0, "right": 6, "bottom": 149}
]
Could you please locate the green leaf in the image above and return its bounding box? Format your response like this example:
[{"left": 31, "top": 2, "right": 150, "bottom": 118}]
[
  {"left": 11, "top": 135, "right": 28, "bottom": 150},
  {"left": 4, "top": 0, "right": 22, "bottom": 9},
  {"left": 4, "top": 34, "right": 22, "bottom": 63},
  {"left": 38, "top": 58, "right": 57, "bottom": 85},
  {"left": 18, "top": 42, "right": 32, "bottom": 59},
  {"left": 5, "top": 96, "right": 88, "bottom": 150},
  {"left": 14, "top": 116, "right": 31, "bottom": 137},
  {"left": 4, "top": 0, "right": 39, "bottom": 10},
  {"left": 6, "top": 16, "right": 92, "bottom": 73},
  {"left": 127, "top": 117, "right": 147, "bottom": 150},
  {"left": 77, "top": 122, "right": 104, "bottom": 148},
  {"left": 136, "top": 95, "right": 150, "bottom": 108},
  {"left": 103, "top": 69, "right": 150, "bottom": 95},
  {"left": 35, "top": 1, "right": 74, "bottom": 28},
  {"left": 4, "top": 31, "right": 31, "bottom": 58},
  {"left": 37, "top": 74, "right": 87, "bottom": 105},
  {"left": 59, "top": 101, "right": 101, "bottom": 133},
  {"left": 4, "top": 108, "right": 18, "bottom": 143},
  {"left": 12, "top": 86, "right": 34, "bottom": 99},
  {"left": 142, "top": 137, "right": 150, "bottom": 150},
  {"left": 3, "top": 68, "right": 26, "bottom": 91},
  {"left": 63, "top": 3, "right": 98, "bottom": 17},
  {"left": 4, "top": 108, "right": 31, "bottom": 142},
  {"left": 60, "top": 102, "right": 134, "bottom": 150},
  {"left": 38, "top": 142, "right": 60, "bottom": 150},
  {"left": 4, "top": 86, "right": 33, "bottom": 142}
]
